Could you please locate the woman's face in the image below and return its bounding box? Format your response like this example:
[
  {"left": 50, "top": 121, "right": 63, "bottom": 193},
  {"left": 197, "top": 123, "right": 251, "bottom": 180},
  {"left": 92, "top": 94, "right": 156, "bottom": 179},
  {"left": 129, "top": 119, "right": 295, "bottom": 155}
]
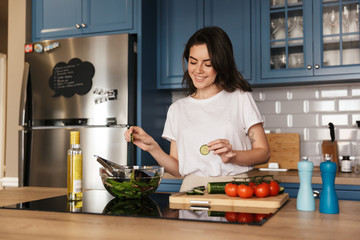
[{"left": 188, "top": 44, "right": 218, "bottom": 91}]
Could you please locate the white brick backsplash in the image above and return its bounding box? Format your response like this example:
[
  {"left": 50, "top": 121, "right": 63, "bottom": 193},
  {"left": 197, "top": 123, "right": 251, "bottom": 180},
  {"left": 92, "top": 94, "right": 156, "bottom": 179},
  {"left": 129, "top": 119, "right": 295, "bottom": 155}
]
[
  {"left": 307, "top": 127, "right": 334, "bottom": 141},
  {"left": 251, "top": 91, "right": 263, "bottom": 101},
  {"left": 302, "top": 141, "right": 321, "bottom": 156},
  {"left": 352, "top": 114, "right": 360, "bottom": 126},
  {"left": 257, "top": 101, "right": 276, "bottom": 114},
  {"left": 352, "top": 88, "right": 360, "bottom": 96},
  {"left": 320, "top": 88, "right": 348, "bottom": 98},
  {"left": 255, "top": 88, "right": 289, "bottom": 101},
  {"left": 321, "top": 114, "right": 349, "bottom": 126},
  {"left": 338, "top": 99, "right": 360, "bottom": 111},
  {"left": 290, "top": 87, "right": 319, "bottom": 100},
  {"left": 338, "top": 141, "right": 353, "bottom": 157},
  {"left": 309, "top": 100, "right": 336, "bottom": 112},
  {"left": 292, "top": 114, "right": 319, "bottom": 127},
  {"left": 263, "top": 115, "right": 288, "bottom": 128},
  {"left": 279, "top": 100, "right": 304, "bottom": 113},
  {"left": 338, "top": 128, "right": 359, "bottom": 140}
]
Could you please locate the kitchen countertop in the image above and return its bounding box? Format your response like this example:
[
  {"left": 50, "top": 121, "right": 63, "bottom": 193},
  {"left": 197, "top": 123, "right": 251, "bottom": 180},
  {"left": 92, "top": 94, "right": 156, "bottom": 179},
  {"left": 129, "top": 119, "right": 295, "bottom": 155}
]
[
  {"left": 0, "top": 187, "right": 359, "bottom": 239},
  {"left": 164, "top": 167, "right": 360, "bottom": 185}
]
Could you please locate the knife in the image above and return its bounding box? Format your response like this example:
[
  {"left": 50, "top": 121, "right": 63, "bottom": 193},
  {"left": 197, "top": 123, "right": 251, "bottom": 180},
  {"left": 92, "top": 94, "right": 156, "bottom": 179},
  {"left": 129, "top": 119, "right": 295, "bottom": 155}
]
[{"left": 328, "top": 122, "right": 335, "bottom": 142}]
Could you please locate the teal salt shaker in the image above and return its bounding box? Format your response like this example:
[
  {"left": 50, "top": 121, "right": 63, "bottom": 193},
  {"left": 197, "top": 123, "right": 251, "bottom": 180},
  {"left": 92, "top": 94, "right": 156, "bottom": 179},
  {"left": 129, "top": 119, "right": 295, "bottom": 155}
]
[
  {"left": 297, "top": 157, "right": 315, "bottom": 211},
  {"left": 319, "top": 156, "right": 339, "bottom": 214}
]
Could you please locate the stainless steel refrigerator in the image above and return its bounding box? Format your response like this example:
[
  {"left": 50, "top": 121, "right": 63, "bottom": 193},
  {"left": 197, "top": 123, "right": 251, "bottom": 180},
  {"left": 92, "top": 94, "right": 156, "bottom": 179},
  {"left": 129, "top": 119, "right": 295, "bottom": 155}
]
[{"left": 19, "top": 33, "right": 137, "bottom": 190}]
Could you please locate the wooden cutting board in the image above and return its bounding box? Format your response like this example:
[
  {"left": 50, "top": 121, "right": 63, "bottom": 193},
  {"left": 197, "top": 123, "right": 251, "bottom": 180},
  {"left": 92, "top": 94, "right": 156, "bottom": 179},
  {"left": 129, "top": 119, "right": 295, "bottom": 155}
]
[
  {"left": 169, "top": 192, "right": 289, "bottom": 209},
  {"left": 255, "top": 133, "right": 300, "bottom": 170}
]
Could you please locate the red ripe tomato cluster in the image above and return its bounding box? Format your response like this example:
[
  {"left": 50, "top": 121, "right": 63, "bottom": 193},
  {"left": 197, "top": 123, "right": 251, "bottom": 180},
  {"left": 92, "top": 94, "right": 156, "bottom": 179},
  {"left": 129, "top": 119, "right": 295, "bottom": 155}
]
[
  {"left": 224, "top": 175, "right": 280, "bottom": 198},
  {"left": 225, "top": 212, "right": 272, "bottom": 224}
]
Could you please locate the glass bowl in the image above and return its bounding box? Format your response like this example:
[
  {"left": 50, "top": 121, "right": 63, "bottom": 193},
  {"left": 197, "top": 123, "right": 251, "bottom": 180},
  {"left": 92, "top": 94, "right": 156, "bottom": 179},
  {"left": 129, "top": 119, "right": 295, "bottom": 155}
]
[{"left": 100, "top": 166, "right": 164, "bottom": 199}]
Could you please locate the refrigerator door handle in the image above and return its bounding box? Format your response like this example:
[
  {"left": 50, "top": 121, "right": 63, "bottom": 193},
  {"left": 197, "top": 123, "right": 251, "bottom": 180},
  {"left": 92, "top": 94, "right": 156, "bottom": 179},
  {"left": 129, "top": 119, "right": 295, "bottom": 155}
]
[
  {"left": 18, "top": 130, "right": 25, "bottom": 187},
  {"left": 19, "top": 62, "right": 30, "bottom": 126}
]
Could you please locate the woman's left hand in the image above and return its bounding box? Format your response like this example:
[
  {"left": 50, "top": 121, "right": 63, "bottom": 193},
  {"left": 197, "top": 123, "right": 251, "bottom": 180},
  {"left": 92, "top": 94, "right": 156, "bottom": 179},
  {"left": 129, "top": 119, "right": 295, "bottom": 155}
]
[{"left": 207, "top": 139, "right": 236, "bottom": 163}]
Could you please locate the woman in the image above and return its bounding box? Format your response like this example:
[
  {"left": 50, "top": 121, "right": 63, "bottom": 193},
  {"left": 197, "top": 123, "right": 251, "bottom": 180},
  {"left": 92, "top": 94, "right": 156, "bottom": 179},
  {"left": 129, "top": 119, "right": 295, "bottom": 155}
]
[{"left": 125, "top": 26, "right": 270, "bottom": 191}]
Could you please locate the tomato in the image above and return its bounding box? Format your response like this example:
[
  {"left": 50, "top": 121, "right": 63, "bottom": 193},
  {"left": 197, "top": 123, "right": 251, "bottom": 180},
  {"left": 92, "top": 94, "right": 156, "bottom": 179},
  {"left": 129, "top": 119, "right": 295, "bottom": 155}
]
[
  {"left": 225, "top": 212, "right": 238, "bottom": 222},
  {"left": 237, "top": 212, "right": 255, "bottom": 223},
  {"left": 255, "top": 182, "right": 270, "bottom": 198},
  {"left": 254, "top": 213, "right": 270, "bottom": 223},
  {"left": 269, "top": 181, "right": 280, "bottom": 196},
  {"left": 237, "top": 184, "right": 254, "bottom": 198},
  {"left": 249, "top": 182, "right": 257, "bottom": 191},
  {"left": 225, "top": 183, "right": 238, "bottom": 197}
]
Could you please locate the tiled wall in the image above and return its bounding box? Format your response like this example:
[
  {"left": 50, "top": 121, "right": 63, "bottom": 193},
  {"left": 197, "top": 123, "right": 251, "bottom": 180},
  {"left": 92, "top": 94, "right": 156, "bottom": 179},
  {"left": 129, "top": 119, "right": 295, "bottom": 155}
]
[{"left": 172, "top": 82, "right": 360, "bottom": 167}]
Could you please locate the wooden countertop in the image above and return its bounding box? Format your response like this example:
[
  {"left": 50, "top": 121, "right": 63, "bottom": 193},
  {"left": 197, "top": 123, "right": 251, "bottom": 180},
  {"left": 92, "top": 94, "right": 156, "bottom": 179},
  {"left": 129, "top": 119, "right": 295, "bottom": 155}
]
[
  {"left": 164, "top": 167, "right": 360, "bottom": 185},
  {"left": 0, "top": 187, "right": 359, "bottom": 239}
]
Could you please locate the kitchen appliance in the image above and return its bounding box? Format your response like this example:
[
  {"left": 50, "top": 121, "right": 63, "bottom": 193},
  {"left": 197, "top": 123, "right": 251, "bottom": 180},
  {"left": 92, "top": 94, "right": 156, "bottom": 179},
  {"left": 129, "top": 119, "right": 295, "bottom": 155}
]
[
  {"left": 19, "top": 34, "right": 137, "bottom": 190},
  {"left": 1, "top": 190, "right": 282, "bottom": 226}
]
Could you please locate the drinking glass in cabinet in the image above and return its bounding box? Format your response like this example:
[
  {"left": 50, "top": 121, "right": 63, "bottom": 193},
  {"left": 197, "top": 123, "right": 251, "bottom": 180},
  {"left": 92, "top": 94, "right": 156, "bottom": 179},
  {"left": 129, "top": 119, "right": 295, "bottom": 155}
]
[
  {"left": 343, "top": 40, "right": 360, "bottom": 65},
  {"left": 270, "top": 0, "right": 285, "bottom": 8},
  {"left": 342, "top": 3, "right": 359, "bottom": 34},
  {"left": 288, "top": 46, "right": 304, "bottom": 68},
  {"left": 323, "top": 38, "right": 340, "bottom": 66},
  {"left": 270, "top": 48, "right": 286, "bottom": 69},
  {"left": 323, "top": 6, "right": 340, "bottom": 36},
  {"left": 271, "top": 13, "right": 286, "bottom": 41},
  {"left": 288, "top": 11, "right": 303, "bottom": 39}
]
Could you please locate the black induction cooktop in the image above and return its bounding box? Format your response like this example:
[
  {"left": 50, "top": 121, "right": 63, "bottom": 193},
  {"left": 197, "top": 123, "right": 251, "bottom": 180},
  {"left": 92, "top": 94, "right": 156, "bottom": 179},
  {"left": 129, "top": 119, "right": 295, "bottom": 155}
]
[{"left": 1, "top": 190, "right": 279, "bottom": 226}]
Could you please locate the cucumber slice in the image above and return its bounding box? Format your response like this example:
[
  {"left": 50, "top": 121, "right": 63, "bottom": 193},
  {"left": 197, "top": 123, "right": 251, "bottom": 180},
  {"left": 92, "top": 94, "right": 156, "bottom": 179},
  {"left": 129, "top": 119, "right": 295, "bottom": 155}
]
[
  {"left": 200, "top": 144, "right": 210, "bottom": 155},
  {"left": 279, "top": 187, "right": 285, "bottom": 194}
]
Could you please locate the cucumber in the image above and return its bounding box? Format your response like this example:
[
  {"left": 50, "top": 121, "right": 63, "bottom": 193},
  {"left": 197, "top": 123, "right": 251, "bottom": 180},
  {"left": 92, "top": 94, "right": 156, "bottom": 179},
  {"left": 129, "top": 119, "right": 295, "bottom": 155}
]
[
  {"left": 207, "top": 182, "right": 229, "bottom": 194},
  {"left": 186, "top": 185, "right": 205, "bottom": 195},
  {"left": 279, "top": 186, "right": 285, "bottom": 194},
  {"left": 200, "top": 144, "right": 210, "bottom": 155},
  {"left": 208, "top": 211, "right": 226, "bottom": 217}
]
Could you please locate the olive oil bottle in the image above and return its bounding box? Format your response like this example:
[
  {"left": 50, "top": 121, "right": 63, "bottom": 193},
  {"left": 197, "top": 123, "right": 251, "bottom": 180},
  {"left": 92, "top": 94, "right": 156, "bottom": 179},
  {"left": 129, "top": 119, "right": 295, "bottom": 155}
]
[{"left": 67, "top": 131, "right": 83, "bottom": 201}]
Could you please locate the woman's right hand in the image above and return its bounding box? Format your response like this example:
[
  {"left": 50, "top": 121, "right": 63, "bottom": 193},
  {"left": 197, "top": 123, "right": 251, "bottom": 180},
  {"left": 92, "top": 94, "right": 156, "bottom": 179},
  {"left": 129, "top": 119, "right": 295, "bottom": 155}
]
[{"left": 124, "top": 126, "right": 158, "bottom": 152}]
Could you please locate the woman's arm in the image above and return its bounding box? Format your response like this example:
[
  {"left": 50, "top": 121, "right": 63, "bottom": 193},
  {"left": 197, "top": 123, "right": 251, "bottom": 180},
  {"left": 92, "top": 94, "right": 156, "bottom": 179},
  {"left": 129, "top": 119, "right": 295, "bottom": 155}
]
[
  {"left": 124, "top": 126, "right": 181, "bottom": 177},
  {"left": 207, "top": 123, "right": 270, "bottom": 166}
]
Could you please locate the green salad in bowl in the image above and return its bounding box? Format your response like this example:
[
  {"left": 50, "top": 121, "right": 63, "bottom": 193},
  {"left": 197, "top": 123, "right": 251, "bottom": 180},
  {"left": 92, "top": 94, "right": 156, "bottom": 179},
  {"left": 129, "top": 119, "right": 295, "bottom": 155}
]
[{"left": 100, "top": 166, "right": 164, "bottom": 199}]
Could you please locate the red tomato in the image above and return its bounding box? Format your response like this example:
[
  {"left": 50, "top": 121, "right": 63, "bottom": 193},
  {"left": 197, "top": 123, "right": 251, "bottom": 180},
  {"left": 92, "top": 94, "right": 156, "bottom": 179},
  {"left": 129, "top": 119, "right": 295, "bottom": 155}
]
[
  {"left": 225, "top": 212, "right": 238, "bottom": 222},
  {"left": 237, "top": 184, "right": 254, "bottom": 198},
  {"left": 269, "top": 181, "right": 280, "bottom": 196},
  {"left": 237, "top": 212, "right": 255, "bottom": 223},
  {"left": 225, "top": 183, "right": 238, "bottom": 197},
  {"left": 254, "top": 213, "right": 269, "bottom": 223},
  {"left": 249, "top": 182, "right": 257, "bottom": 191},
  {"left": 255, "top": 182, "right": 270, "bottom": 198}
]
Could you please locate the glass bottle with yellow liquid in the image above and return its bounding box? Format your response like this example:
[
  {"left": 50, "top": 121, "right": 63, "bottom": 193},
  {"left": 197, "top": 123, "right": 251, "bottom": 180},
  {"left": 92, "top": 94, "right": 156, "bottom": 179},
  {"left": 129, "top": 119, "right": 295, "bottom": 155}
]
[{"left": 67, "top": 131, "right": 83, "bottom": 201}]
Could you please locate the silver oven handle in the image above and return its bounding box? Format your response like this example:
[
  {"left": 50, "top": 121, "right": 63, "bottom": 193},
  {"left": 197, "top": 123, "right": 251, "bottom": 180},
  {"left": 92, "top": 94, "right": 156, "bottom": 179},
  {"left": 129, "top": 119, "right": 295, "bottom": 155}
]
[{"left": 19, "top": 62, "right": 30, "bottom": 126}]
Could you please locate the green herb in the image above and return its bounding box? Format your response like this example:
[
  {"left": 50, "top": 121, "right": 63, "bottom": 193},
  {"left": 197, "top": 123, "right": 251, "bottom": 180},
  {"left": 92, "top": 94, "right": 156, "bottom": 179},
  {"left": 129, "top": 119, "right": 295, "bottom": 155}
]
[{"left": 105, "top": 170, "right": 161, "bottom": 199}]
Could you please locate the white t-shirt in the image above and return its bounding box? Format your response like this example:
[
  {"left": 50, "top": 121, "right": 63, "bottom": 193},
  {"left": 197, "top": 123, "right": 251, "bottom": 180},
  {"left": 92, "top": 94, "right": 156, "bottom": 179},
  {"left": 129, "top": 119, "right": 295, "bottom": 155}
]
[{"left": 162, "top": 89, "right": 263, "bottom": 177}]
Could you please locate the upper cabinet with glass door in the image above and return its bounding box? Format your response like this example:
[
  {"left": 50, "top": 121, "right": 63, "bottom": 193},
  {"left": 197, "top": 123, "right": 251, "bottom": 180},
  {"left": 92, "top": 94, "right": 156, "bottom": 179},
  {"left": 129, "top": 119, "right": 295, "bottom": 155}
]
[
  {"left": 258, "top": 0, "right": 360, "bottom": 85},
  {"left": 313, "top": 0, "right": 360, "bottom": 76}
]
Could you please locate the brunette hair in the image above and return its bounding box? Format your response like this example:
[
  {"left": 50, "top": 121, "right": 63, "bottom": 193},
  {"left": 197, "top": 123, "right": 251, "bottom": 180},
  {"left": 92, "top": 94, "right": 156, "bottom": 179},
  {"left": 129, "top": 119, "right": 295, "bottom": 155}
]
[{"left": 182, "top": 26, "right": 252, "bottom": 95}]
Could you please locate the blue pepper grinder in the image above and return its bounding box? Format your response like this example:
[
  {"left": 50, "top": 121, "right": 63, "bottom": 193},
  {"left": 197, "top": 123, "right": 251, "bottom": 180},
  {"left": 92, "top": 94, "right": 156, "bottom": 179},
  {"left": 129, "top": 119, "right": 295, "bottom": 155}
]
[
  {"left": 297, "top": 157, "right": 315, "bottom": 211},
  {"left": 319, "top": 155, "right": 339, "bottom": 214}
]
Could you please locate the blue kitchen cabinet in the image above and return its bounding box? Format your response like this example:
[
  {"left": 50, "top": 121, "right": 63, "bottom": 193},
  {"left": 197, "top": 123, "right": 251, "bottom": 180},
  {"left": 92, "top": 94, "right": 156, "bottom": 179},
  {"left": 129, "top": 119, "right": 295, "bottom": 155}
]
[
  {"left": 156, "top": 0, "right": 254, "bottom": 89},
  {"left": 280, "top": 182, "right": 360, "bottom": 201},
  {"left": 257, "top": 0, "right": 360, "bottom": 86},
  {"left": 32, "top": 0, "right": 134, "bottom": 41},
  {"left": 158, "top": 179, "right": 182, "bottom": 193}
]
